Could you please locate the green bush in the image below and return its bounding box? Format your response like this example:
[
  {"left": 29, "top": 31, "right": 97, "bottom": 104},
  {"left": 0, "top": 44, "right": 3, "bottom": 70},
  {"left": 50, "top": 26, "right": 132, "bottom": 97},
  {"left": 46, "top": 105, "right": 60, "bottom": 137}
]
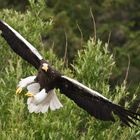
[{"left": 0, "top": 1, "right": 140, "bottom": 140}]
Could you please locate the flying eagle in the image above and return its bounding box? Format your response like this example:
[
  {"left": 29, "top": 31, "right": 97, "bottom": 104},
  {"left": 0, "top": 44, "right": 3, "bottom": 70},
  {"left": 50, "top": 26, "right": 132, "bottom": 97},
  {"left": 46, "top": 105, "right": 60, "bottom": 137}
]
[{"left": 0, "top": 20, "right": 140, "bottom": 127}]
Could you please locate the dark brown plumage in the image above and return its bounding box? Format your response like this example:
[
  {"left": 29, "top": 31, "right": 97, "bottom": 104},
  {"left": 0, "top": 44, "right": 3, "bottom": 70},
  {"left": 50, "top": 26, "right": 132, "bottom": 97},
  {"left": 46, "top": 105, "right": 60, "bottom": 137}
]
[
  {"left": 0, "top": 19, "right": 140, "bottom": 127},
  {"left": 0, "top": 20, "right": 41, "bottom": 69},
  {"left": 56, "top": 77, "right": 140, "bottom": 126},
  {"left": 36, "top": 60, "right": 61, "bottom": 92}
]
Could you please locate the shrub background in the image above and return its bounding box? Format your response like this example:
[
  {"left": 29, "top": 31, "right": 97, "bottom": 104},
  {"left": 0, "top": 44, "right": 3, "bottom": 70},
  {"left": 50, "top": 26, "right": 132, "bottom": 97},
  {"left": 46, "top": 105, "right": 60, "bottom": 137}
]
[{"left": 0, "top": 0, "right": 140, "bottom": 139}]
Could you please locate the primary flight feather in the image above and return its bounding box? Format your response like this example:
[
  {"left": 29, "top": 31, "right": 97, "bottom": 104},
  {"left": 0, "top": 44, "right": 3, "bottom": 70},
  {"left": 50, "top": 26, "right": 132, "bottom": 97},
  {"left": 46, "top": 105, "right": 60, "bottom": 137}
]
[{"left": 0, "top": 20, "right": 140, "bottom": 127}]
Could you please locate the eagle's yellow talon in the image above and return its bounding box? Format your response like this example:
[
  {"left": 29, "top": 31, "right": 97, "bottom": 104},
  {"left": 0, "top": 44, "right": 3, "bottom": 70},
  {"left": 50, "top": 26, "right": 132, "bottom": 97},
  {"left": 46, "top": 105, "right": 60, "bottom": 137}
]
[
  {"left": 25, "top": 92, "right": 34, "bottom": 97},
  {"left": 16, "top": 87, "right": 22, "bottom": 94}
]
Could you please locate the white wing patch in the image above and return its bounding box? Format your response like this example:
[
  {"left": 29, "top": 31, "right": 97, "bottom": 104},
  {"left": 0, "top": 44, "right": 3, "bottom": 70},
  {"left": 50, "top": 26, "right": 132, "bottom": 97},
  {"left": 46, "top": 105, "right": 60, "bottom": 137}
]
[
  {"left": 17, "top": 76, "right": 36, "bottom": 88},
  {"left": 2, "top": 21, "right": 43, "bottom": 60},
  {"left": 62, "top": 76, "right": 109, "bottom": 101}
]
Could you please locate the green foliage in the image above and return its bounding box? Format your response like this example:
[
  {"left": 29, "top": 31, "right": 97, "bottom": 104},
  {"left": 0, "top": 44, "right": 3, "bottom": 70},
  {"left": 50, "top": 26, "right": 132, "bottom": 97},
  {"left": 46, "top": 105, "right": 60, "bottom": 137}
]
[
  {"left": 73, "top": 39, "right": 114, "bottom": 88},
  {"left": 1, "top": 0, "right": 139, "bottom": 90},
  {"left": 72, "top": 39, "right": 115, "bottom": 100},
  {"left": 46, "top": 0, "right": 140, "bottom": 94},
  {"left": 0, "top": 0, "right": 28, "bottom": 11},
  {"left": 0, "top": 0, "right": 140, "bottom": 140}
]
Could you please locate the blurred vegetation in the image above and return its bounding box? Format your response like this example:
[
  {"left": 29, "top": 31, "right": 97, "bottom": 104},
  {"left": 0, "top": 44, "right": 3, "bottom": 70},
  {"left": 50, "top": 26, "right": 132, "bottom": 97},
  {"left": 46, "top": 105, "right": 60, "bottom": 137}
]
[
  {"left": 0, "top": 0, "right": 140, "bottom": 139},
  {"left": 0, "top": 0, "right": 139, "bottom": 89}
]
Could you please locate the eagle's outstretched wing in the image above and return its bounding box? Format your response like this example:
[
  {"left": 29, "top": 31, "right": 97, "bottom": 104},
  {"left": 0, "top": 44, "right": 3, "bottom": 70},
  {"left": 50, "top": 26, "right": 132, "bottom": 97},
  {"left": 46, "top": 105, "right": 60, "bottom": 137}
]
[
  {"left": 58, "top": 76, "right": 140, "bottom": 127},
  {"left": 0, "top": 20, "right": 43, "bottom": 69}
]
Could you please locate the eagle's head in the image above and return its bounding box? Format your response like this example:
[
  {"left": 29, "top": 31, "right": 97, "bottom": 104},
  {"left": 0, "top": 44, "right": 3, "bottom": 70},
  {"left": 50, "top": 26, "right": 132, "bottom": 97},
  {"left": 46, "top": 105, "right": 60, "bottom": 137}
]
[{"left": 41, "top": 63, "right": 49, "bottom": 72}]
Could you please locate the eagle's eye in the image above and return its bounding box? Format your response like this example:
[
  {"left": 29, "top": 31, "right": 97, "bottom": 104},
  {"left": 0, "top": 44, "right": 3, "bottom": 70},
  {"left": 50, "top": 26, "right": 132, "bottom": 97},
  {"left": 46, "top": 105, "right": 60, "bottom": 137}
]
[{"left": 42, "top": 63, "right": 49, "bottom": 72}]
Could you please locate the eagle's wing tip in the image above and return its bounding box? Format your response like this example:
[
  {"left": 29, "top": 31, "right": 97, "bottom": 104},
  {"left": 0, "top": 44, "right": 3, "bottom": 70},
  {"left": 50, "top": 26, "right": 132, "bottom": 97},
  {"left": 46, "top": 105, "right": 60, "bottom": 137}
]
[{"left": 113, "top": 104, "right": 140, "bottom": 127}]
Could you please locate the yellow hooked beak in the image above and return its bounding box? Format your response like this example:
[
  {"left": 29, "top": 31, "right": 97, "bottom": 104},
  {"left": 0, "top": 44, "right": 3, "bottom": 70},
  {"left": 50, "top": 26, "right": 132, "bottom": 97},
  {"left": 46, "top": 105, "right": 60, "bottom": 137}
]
[
  {"left": 16, "top": 87, "right": 22, "bottom": 94},
  {"left": 25, "top": 92, "right": 34, "bottom": 97},
  {"left": 42, "top": 65, "right": 48, "bottom": 72}
]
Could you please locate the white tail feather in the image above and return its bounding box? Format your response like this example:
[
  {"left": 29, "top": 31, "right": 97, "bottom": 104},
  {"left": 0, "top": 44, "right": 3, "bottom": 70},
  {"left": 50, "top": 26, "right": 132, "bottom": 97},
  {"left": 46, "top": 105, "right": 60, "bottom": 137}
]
[
  {"left": 27, "top": 89, "right": 63, "bottom": 113},
  {"left": 27, "top": 83, "right": 40, "bottom": 94}
]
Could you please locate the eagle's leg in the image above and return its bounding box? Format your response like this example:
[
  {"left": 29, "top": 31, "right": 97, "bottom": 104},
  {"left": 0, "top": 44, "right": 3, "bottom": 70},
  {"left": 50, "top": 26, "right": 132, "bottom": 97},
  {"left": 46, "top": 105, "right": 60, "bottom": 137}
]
[
  {"left": 16, "top": 76, "right": 36, "bottom": 94},
  {"left": 26, "top": 89, "right": 63, "bottom": 113},
  {"left": 25, "top": 89, "right": 48, "bottom": 105},
  {"left": 25, "top": 92, "right": 34, "bottom": 97}
]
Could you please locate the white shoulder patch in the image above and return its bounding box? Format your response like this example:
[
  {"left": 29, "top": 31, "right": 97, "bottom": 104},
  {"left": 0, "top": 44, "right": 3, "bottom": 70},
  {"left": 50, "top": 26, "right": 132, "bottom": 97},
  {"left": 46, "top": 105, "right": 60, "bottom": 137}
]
[
  {"left": 17, "top": 76, "right": 36, "bottom": 88},
  {"left": 62, "top": 76, "right": 109, "bottom": 101},
  {"left": 2, "top": 21, "right": 43, "bottom": 60}
]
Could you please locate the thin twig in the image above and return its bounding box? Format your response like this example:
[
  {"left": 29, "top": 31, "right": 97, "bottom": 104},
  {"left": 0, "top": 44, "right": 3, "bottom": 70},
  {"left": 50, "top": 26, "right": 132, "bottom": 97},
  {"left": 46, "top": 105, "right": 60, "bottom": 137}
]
[
  {"left": 76, "top": 22, "right": 83, "bottom": 47},
  {"left": 124, "top": 55, "right": 130, "bottom": 82},
  {"left": 107, "top": 31, "right": 112, "bottom": 45},
  {"left": 90, "top": 8, "right": 96, "bottom": 42},
  {"left": 63, "top": 31, "right": 68, "bottom": 65}
]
